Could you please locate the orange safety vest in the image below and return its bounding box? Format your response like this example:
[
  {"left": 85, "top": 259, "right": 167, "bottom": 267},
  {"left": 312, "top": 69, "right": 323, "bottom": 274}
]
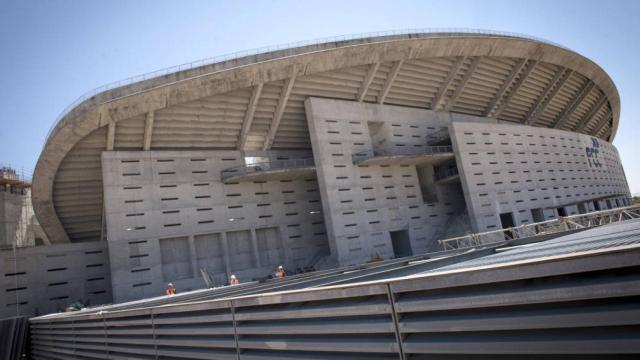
[
  {"left": 166, "top": 288, "right": 176, "bottom": 296},
  {"left": 276, "top": 270, "right": 286, "bottom": 279}
]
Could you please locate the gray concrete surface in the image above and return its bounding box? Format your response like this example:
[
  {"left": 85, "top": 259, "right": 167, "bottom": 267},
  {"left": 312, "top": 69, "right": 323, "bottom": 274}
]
[
  {"left": 101, "top": 150, "right": 328, "bottom": 302},
  {"left": 32, "top": 33, "right": 621, "bottom": 245},
  {"left": 0, "top": 241, "right": 111, "bottom": 319}
]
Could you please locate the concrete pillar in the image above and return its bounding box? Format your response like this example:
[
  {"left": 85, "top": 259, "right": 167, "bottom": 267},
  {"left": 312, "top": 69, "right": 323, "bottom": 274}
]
[
  {"left": 250, "top": 228, "right": 261, "bottom": 268},
  {"left": 278, "top": 225, "right": 290, "bottom": 266},
  {"left": 221, "top": 232, "right": 231, "bottom": 276},
  {"left": 106, "top": 121, "right": 116, "bottom": 151},
  {"left": 188, "top": 235, "right": 198, "bottom": 278},
  {"left": 143, "top": 111, "right": 154, "bottom": 150}
]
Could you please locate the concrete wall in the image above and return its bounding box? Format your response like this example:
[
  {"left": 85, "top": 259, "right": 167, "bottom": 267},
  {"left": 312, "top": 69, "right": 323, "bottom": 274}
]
[
  {"left": 0, "top": 241, "right": 111, "bottom": 319},
  {"left": 305, "top": 98, "right": 465, "bottom": 266},
  {"left": 450, "top": 121, "right": 631, "bottom": 232},
  {"left": 0, "top": 191, "right": 23, "bottom": 247},
  {"left": 102, "top": 150, "right": 329, "bottom": 302},
  {"left": 0, "top": 188, "right": 45, "bottom": 248}
]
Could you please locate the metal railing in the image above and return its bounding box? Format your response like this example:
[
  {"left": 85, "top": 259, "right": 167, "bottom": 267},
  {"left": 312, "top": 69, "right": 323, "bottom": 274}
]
[
  {"left": 221, "top": 158, "right": 315, "bottom": 181},
  {"left": 353, "top": 145, "right": 453, "bottom": 163},
  {"left": 434, "top": 166, "right": 459, "bottom": 181},
  {"left": 439, "top": 204, "right": 640, "bottom": 250},
  {"left": 44, "top": 28, "right": 572, "bottom": 147}
]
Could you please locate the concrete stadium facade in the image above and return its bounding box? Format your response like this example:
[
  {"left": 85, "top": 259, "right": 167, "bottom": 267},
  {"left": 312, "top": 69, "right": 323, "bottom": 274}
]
[{"left": 2, "top": 31, "right": 631, "bottom": 315}]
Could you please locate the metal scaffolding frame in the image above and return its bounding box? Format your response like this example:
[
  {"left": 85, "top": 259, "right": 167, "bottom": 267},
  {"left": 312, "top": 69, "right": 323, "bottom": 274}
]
[{"left": 439, "top": 204, "right": 640, "bottom": 251}]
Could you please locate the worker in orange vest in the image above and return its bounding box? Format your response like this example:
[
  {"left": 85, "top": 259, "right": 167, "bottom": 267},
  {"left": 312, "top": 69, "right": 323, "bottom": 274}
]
[
  {"left": 229, "top": 274, "right": 240, "bottom": 285},
  {"left": 166, "top": 283, "right": 176, "bottom": 296},
  {"left": 276, "top": 265, "right": 286, "bottom": 279}
]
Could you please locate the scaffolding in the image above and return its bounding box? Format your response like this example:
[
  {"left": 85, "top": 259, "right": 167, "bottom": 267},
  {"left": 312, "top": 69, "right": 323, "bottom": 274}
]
[{"left": 439, "top": 204, "right": 640, "bottom": 250}]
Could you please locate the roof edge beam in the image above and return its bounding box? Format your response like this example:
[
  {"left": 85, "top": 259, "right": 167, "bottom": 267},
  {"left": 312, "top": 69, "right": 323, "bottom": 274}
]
[
  {"left": 238, "top": 83, "right": 264, "bottom": 150},
  {"left": 493, "top": 60, "right": 538, "bottom": 119},
  {"left": 378, "top": 60, "right": 403, "bottom": 104},
  {"left": 263, "top": 74, "right": 297, "bottom": 150},
  {"left": 485, "top": 58, "right": 528, "bottom": 117},
  {"left": 593, "top": 110, "right": 612, "bottom": 135},
  {"left": 444, "top": 57, "right": 482, "bottom": 112},
  {"left": 525, "top": 68, "right": 572, "bottom": 125},
  {"left": 576, "top": 95, "right": 608, "bottom": 132},
  {"left": 553, "top": 82, "right": 595, "bottom": 129},
  {"left": 357, "top": 63, "right": 380, "bottom": 102},
  {"left": 432, "top": 57, "right": 466, "bottom": 111},
  {"left": 593, "top": 109, "right": 613, "bottom": 137}
]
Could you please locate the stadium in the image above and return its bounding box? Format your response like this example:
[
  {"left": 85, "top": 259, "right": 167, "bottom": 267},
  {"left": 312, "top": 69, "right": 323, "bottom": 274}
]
[{"left": 3, "top": 30, "right": 632, "bottom": 317}]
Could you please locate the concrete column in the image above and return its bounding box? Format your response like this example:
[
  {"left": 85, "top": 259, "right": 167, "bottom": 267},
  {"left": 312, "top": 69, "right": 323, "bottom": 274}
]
[
  {"left": 250, "top": 228, "right": 261, "bottom": 268},
  {"left": 106, "top": 121, "right": 116, "bottom": 151},
  {"left": 221, "top": 232, "right": 231, "bottom": 276},
  {"left": 143, "top": 111, "right": 154, "bottom": 150},
  {"left": 188, "top": 235, "right": 198, "bottom": 278},
  {"left": 278, "top": 226, "right": 290, "bottom": 266}
]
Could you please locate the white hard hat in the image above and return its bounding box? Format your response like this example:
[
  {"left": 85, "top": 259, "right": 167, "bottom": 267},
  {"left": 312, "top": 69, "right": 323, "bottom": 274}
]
[
  {"left": 278, "top": 265, "right": 283, "bottom": 269},
  {"left": 230, "top": 275, "right": 236, "bottom": 279},
  {"left": 168, "top": 283, "right": 174, "bottom": 287}
]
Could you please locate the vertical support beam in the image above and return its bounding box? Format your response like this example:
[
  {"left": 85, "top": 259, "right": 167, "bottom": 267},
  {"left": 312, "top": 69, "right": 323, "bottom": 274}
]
[
  {"left": 238, "top": 83, "right": 264, "bottom": 150},
  {"left": 444, "top": 57, "right": 482, "bottom": 112},
  {"left": 386, "top": 283, "right": 406, "bottom": 360},
  {"left": 263, "top": 75, "right": 296, "bottom": 150},
  {"left": 432, "top": 57, "right": 465, "bottom": 110},
  {"left": 229, "top": 300, "right": 241, "bottom": 360},
  {"left": 150, "top": 310, "right": 158, "bottom": 359},
  {"left": 143, "top": 111, "right": 155, "bottom": 150},
  {"left": 188, "top": 234, "right": 198, "bottom": 278},
  {"left": 378, "top": 60, "right": 403, "bottom": 104},
  {"left": 493, "top": 60, "right": 538, "bottom": 118},
  {"left": 278, "top": 225, "right": 291, "bottom": 266},
  {"left": 357, "top": 62, "right": 380, "bottom": 102},
  {"left": 106, "top": 121, "right": 115, "bottom": 151},
  {"left": 250, "top": 228, "right": 261, "bottom": 269},
  {"left": 525, "top": 68, "right": 572, "bottom": 125},
  {"left": 553, "top": 82, "right": 594, "bottom": 129},
  {"left": 221, "top": 232, "right": 232, "bottom": 277},
  {"left": 576, "top": 95, "right": 607, "bottom": 132},
  {"left": 100, "top": 199, "right": 106, "bottom": 241},
  {"left": 485, "top": 58, "right": 528, "bottom": 117}
]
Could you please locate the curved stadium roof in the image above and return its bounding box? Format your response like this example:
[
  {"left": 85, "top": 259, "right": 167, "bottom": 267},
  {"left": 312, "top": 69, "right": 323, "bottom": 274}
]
[{"left": 33, "top": 30, "right": 621, "bottom": 243}]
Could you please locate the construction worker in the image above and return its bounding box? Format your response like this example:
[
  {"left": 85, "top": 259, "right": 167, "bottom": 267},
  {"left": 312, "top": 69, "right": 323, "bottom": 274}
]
[
  {"left": 276, "top": 265, "right": 286, "bottom": 279},
  {"left": 229, "top": 274, "right": 240, "bottom": 285},
  {"left": 166, "top": 283, "right": 176, "bottom": 296}
]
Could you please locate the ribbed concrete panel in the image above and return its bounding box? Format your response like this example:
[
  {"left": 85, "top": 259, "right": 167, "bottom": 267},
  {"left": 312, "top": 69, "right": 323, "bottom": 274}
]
[
  {"left": 114, "top": 115, "right": 145, "bottom": 150},
  {"left": 247, "top": 81, "right": 283, "bottom": 150},
  {"left": 535, "top": 72, "right": 581, "bottom": 128},
  {"left": 152, "top": 89, "right": 251, "bottom": 149},
  {"left": 362, "top": 61, "right": 394, "bottom": 103},
  {"left": 53, "top": 127, "right": 106, "bottom": 242}
]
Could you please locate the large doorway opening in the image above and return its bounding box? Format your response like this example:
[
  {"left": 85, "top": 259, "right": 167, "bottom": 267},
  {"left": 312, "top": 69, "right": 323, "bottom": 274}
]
[
  {"left": 577, "top": 203, "right": 587, "bottom": 214},
  {"left": 557, "top": 207, "right": 567, "bottom": 217},
  {"left": 390, "top": 230, "right": 412, "bottom": 258},
  {"left": 531, "top": 208, "right": 545, "bottom": 223},
  {"left": 593, "top": 201, "right": 601, "bottom": 211},
  {"left": 499, "top": 212, "right": 516, "bottom": 240},
  {"left": 499, "top": 212, "right": 515, "bottom": 229}
]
